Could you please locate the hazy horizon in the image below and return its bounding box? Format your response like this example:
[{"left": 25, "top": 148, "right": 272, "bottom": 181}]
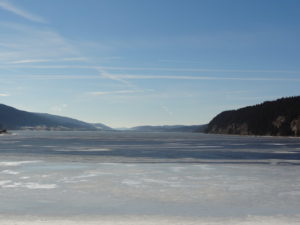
[{"left": 0, "top": 0, "right": 299, "bottom": 127}]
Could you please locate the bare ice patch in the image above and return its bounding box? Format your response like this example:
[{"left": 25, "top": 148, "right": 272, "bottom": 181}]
[
  {"left": 0, "top": 180, "right": 57, "bottom": 189},
  {"left": 170, "top": 166, "right": 185, "bottom": 172},
  {"left": 1, "top": 215, "right": 300, "bottom": 225},
  {"left": 23, "top": 183, "right": 57, "bottom": 190},
  {"left": 265, "top": 143, "right": 286, "bottom": 146},
  {"left": 229, "top": 143, "right": 247, "bottom": 146},
  {"left": 278, "top": 191, "right": 300, "bottom": 197},
  {"left": 121, "top": 179, "right": 142, "bottom": 187},
  {"left": 192, "top": 165, "right": 214, "bottom": 170},
  {"left": 196, "top": 145, "right": 223, "bottom": 148},
  {"left": 55, "top": 148, "right": 112, "bottom": 152},
  {"left": 1, "top": 170, "right": 20, "bottom": 175},
  {"left": 85, "top": 148, "right": 112, "bottom": 152},
  {"left": 274, "top": 151, "right": 296, "bottom": 154},
  {"left": 0, "top": 161, "right": 42, "bottom": 167},
  {"left": 0, "top": 180, "right": 12, "bottom": 186},
  {"left": 142, "top": 178, "right": 181, "bottom": 187},
  {"left": 60, "top": 170, "right": 113, "bottom": 184},
  {"left": 0, "top": 140, "right": 20, "bottom": 144}
]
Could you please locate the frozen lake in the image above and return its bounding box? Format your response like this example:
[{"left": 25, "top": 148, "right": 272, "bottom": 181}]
[{"left": 0, "top": 131, "right": 300, "bottom": 224}]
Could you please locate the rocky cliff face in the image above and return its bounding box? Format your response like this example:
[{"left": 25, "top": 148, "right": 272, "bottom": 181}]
[
  {"left": 291, "top": 116, "right": 300, "bottom": 136},
  {"left": 209, "top": 122, "right": 250, "bottom": 135},
  {"left": 206, "top": 96, "right": 300, "bottom": 137}
]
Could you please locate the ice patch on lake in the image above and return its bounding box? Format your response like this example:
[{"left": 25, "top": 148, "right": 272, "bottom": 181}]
[
  {"left": 143, "top": 178, "right": 171, "bottom": 184},
  {"left": 0, "top": 140, "right": 20, "bottom": 144},
  {"left": 98, "top": 163, "right": 120, "bottom": 166},
  {"left": 0, "top": 180, "right": 57, "bottom": 189},
  {"left": 1, "top": 170, "right": 19, "bottom": 175},
  {"left": 2, "top": 213, "right": 300, "bottom": 225},
  {"left": 0, "top": 161, "right": 41, "bottom": 167},
  {"left": 170, "top": 166, "right": 185, "bottom": 172},
  {"left": 196, "top": 145, "right": 223, "bottom": 148},
  {"left": 1, "top": 215, "right": 300, "bottom": 225},
  {"left": 122, "top": 179, "right": 142, "bottom": 187},
  {"left": 274, "top": 151, "right": 295, "bottom": 154},
  {"left": 192, "top": 164, "right": 214, "bottom": 170},
  {"left": 76, "top": 173, "right": 98, "bottom": 178},
  {"left": 60, "top": 170, "right": 113, "bottom": 184},
  {"left": 23, "top": 182, "right": 57, "bottom": 189},
  {"left": 278, "top": 191, "right": 300, "bottom": 197},
  {"left": 85, "top": 148, "right": 112, "bottom": 152},
  {"left": 265, "top": 143, "right": 286, "bottom": 146},
  {"left": 142, "top": 178, "right": 184, "bottom": 187},
  {"left": 55, "top": 148, "right": 112, "bottom": 152},
  {"left": 0, "top": 180, "right": 12, "bottom": 186}
]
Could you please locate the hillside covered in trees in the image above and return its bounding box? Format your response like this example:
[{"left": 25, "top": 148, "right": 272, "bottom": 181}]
[
  {"left": 206, "top": 96, "right": 300, "bottom": 136},
  {"left": 0, "top": 104, "right": 110, "bottom": 131}
]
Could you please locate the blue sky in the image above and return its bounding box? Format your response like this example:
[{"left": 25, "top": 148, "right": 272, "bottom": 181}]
[{"left": 0, "top": 0, "right": 299, "bottom": 127}]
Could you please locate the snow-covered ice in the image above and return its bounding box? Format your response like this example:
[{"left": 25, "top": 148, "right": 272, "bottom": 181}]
[{"left": 0, "top": 131, "right": 299, "bottom": 224}]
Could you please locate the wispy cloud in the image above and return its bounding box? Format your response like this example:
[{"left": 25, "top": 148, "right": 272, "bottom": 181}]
[
  {"left": 0, "top": 22, "right": 135, "bottom": 89},
  {"left": 88, "top": 90, "right": 144, "bottom": 96},
  {"left": 3, "top": 63, "right": 300, "bottom": 75},
  {"left": 226, "top": 96, "right": 282, "bottom": 101},
  {"left": 8, "top": 57, "right": 88, "bottom": 64},
  {"left": 95, "top": 67, "right": 138, "bottom": 88},
  {"left": 25, "top": 75, "right": 101, "bottom": 80},
  {"left": 160, "top": 104, "right": 173, "bottom": 116},
  {"left": 159, "top": 59, "right": 206, "bottom": 64},
  {"left": 62, "top": 57, "right": 88, "bottom": 62},
  {"left": 0, "top": 3, "right": 143, "bottom": 103},
  {"left": 0, "top": 93, "right": 10, "bottom": 97},
  {"left": 97, "top": 74, "right": 300, "bottom": 82},
  {"left": 50, "top": 104, "right": 68, "bottom": 113},
  {"left": 96, "top": 66, "right": 300, "bottom": 74},
  {"left": 9, "top": 59, "right": 52, "bottom": 64},
  {"left": 0, "top": 0, "right": 46, "bottom": 23},
  {"left": 2, "top": 73, "right": 300, "bottom": 82},
  {"left": 0, "top": 23, "right": 81, "bottom": 65}
]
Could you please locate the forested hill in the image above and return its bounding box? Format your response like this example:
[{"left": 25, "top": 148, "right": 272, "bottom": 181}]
[
  {"left": 0, "top": 104, "right": 108, "bottom": 131},
  {"left": 205, "top": 96, "right": 300, "bottom": 136}
]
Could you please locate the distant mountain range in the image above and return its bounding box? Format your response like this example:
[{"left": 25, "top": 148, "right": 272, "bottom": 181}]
[
  {"left": 0, "top": 104, "right": 111, "bottom": 131},
  {"left": 0, "top": 103, "right": 206, "bottom": 133},
  {"left": 206, "top": 96, "right": 300, "bottom": 136},
  {"left": 130, "top": 124, "right": 207, "bottom": 132},
  {"left": 90, "top": 123, "right": 114, "bottom": 131}
]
